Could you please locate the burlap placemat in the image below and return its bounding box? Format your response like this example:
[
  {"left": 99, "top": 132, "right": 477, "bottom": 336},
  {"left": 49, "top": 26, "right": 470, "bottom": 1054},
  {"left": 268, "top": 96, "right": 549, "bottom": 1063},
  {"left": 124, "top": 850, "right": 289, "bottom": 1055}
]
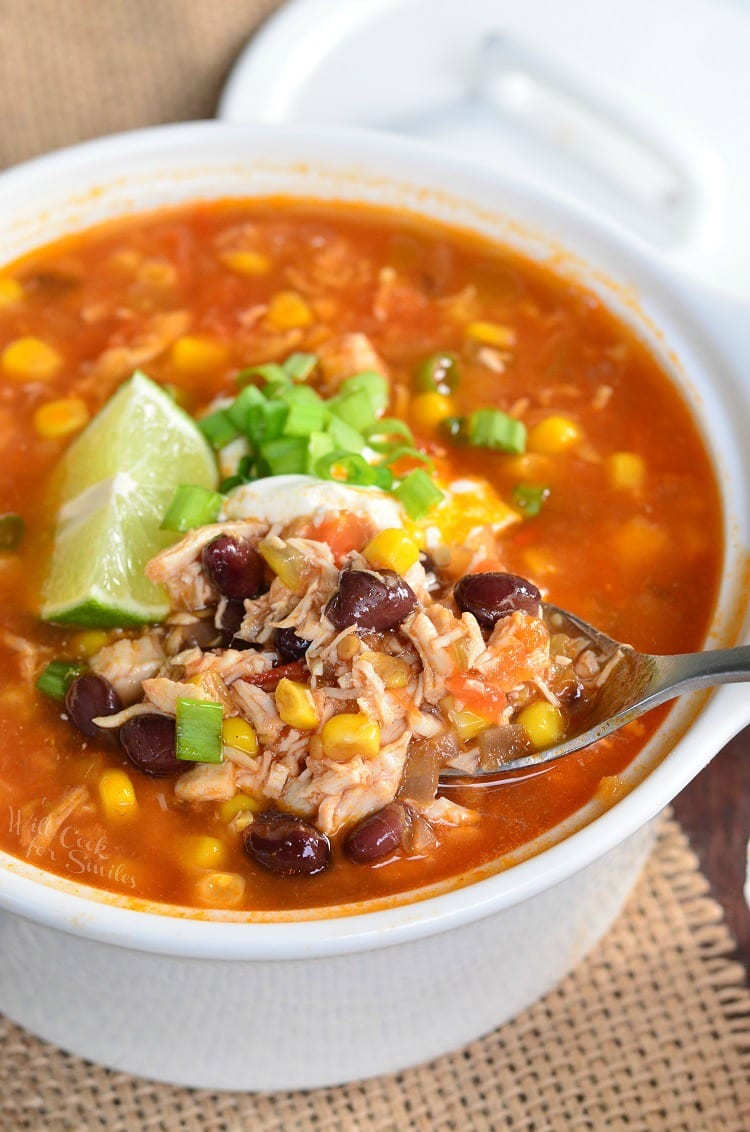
[
  {"left": 1, "top": 4, "right": 749, "bottom": 1128},
  {"left": 0, "top": 0, "right": 284, "bottom": 169},
  {"left": 0, "top": 817, "right": 748, "bottom": 1130}
]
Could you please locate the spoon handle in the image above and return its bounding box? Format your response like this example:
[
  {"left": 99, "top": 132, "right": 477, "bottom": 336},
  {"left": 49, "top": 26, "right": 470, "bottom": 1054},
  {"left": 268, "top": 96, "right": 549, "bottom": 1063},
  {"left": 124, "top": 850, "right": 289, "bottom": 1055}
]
[{"left": 649, "top": 645, "right": 750, "bottom": 697}]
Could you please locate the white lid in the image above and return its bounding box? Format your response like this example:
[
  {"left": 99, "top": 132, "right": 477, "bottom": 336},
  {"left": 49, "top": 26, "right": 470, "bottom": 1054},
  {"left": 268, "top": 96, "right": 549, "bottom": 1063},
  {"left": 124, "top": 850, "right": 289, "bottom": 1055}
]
[{"left": 219, "top": 0, "right": 750, "bottom": 300}]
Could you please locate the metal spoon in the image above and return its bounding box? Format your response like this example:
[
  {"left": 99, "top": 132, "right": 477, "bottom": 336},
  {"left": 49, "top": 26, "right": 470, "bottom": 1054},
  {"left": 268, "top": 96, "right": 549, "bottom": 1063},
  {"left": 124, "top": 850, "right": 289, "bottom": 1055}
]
[{"left": 441, "top": 602, "right": 750, "bottom": 779}]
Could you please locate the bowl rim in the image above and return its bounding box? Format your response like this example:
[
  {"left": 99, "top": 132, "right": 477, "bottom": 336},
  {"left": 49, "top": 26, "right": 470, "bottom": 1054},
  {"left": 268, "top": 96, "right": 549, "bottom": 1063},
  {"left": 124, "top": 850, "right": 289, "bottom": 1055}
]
[{"left": 0, "top": 119, "right": 748, "bottom": 960}]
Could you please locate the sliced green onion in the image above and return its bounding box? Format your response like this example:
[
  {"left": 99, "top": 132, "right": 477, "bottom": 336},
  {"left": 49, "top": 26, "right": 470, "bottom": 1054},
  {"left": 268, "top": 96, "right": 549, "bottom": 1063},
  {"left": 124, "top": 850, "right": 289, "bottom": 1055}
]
[
  {"left": 329, "top": 390, "right": 378, "bottom": 432},
  {"left": 337, "top": 371, "right": 389, "bottom": 416},
  {"left": 219, "top": 474, "right": 246, "bottom": 494},
  {"left": 259, "top": 437, "right": 309, "bottom": 475},
  {"left": 283, "top": 352, "right": 318, "bottom": 382},
  {"left": 467, "top": 409, "right": 526, "bottom": 454},
  {"left": 306, "top": 430, "right": 335, "bottom": 475},
  {"left": 440, "top": 416, "right": 466, "bottom": 443},
  {"left": 161, "top": 485, "right": 223, "bottom": 532},
  {"left": 176, "top": 698, "right": 224, "bottom": 763},
  {"left": 37, "top": 659, "right": 87, "bottom": 701},
  {"left": 415, "top": 352, "right": 460, "bottom": 394},
  {"left": 198, "top": 410, "right": 240, "bottom": 451},
  {"left": 394, "top": 469, "right": 444, "bottom": 519},
  {"left": 262, "top": 380, "right": 293, "bottom": 403},
  {"left": 244, "top": 399, "right": 289, "bottom": 446},
  {"left": 513, "top": 483, "right": 550, "bottom": 517},
  {"left": 327, "top": 414, "right": 366, "bottom": 454},
  {"left": 316, "top": 451, "right": 393, "bottom": 489},
  {"left": 381, "top": 446, "right": 433, "bottom": 469},
  {"left": 226, "top": 384, "right": 266, "bottom": 432},
  {"left": 237, "top": 363, "right": 288, "bottom": 387},
  {"left": 237, "top": 453, "right": 262, "bottom": 480},
  {"left": 364, "top": 418, "right": 415, "bottom": 449},
  {"left": 282, "top": 387, "right": 328, "bottom": 437}
]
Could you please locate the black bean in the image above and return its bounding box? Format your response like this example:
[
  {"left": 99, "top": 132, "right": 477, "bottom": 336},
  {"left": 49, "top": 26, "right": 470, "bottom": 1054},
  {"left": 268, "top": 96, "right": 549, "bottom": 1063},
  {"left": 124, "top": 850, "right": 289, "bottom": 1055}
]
[
  {"left": 202, "top": 535, "right": 265, "bottom": 600},
  {"left": 326, "top": 568, "right": 417, "bottom": 632},
  {"left": 244, "top": 811, "right": 330, "bottom": 876},
  {"left": 274, "top": 627, "right": 311, "bottom": 663},
  {"left": 454, "top": 572, "right": 541, "bottom": 628},
  {"left": 178, "top": 619, "right": 222, "bottom": 651},
  {"left": 65, "top": 673, "right": 122, "bottom": 738},
  {"left": 419, "top": 550, "right": 438, "bottom": 575},
  {"left": 343, "top": 803, "right": 408, "bottom": 864},
  {"left": 217, "top": 598, "right": 257, "bottom": 649},
  {"left": 120, "top": 714, "right": 183, "bottom": 777}
]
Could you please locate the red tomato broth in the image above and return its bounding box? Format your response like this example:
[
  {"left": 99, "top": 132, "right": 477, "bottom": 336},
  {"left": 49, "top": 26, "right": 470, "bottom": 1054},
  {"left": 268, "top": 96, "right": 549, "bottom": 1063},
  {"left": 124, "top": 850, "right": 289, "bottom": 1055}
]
[{"left": 0, "top": 200, "right": 722, "bottom": 913}]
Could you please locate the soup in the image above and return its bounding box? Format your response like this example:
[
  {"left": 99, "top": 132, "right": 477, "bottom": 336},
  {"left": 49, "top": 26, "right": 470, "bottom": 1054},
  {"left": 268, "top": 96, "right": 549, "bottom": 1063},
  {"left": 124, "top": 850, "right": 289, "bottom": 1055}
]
[{"left": 0, "top": 201, "right": 722, "bottom": 915}]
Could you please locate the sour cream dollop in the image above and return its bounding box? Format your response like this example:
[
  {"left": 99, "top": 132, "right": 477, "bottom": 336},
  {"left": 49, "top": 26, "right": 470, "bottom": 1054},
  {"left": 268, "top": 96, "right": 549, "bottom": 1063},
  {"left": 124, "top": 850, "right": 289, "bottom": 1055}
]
[{"left": 219, "top": 475, "right": 407, "bottom": 530}]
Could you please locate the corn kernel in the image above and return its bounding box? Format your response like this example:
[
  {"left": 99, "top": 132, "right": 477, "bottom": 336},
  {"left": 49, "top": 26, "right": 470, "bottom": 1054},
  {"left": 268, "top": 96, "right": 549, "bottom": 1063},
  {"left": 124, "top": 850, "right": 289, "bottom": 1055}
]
[
  {"left": 267, "top": 291, "right": 312, "bottom": 330},
  {"left": 320, "top": 713, "right": 381, "bottom": 762},
  {"left": 137, "top": 259, "right": 178, "bottom": 288},
  {"left": 503, "top": 453, "right": 554, "bottom": 481},
  {"left": 33, "top": 396, "right": 90, "bottom": 439},
  {"left": 170, "top": 335, "right": 229, "bottom": 375},
  {"left": 517, "top": 701, "right": 566, "bottom": 749},
  {"left": 337, "top": 633, "right": 361, "bottom": 661},
  {"left": 108, "top": 248, "right": 141, "bottom": 274},
  {"left": 596, "top": 775, "right": 627, "bottom": 805},
  {"left": 98, "top": 769, "right": 138, "bottom": 820},
  {"left": 442, "top": 695, "right": 491, "bottom": 741},
  {"left": 523, "top": 547, "right": 555, "bottom": 577},
  {"left": 410, "top": 391, "right": 456, "bottom": 432},
  {"left": 198, "top": 869, "right": 246, "bottom": 906},
  {"left": 605, "top": 451, "right": 645, "bottom": 491},
  {"left": 363, "top": 529, "right": 420, "bottom": 575},
  {"left": 222, "top": 717, "right": 258, "bottom": 757},
  {"left": 70, "top": 630, "right": 109, "bottom": 657},
  {"left": 183, "top": 835, "right": 226, "bottom": 870},
  {"left": 218, "top": 793, "right": 262, "bottom": 823},
  {"left": 612, "top": 516, "right": 669, "bottom": 567},
  {"left": 528, "top": 416, "right": 581, "bottom": 455},
  {"left": 465, "top": 321, "right": 516, "bottom": 349},
  {"left": 2, "top": 336, "right": 62, "bottom": 381},
  {"left": 361, "top": 650, "right": 412, "bottom": 689},
  {"left": 221, "top": 250, "right": 271, "bottom": 277},
  {"left": 0, "top": 278, "right": 23, "bottom": 308},
  {"left": 275, "top": 678, "right": 319, "bottom": 730},
  {"left": 194, "top": 870, "right": 245, "bottom": 908}
]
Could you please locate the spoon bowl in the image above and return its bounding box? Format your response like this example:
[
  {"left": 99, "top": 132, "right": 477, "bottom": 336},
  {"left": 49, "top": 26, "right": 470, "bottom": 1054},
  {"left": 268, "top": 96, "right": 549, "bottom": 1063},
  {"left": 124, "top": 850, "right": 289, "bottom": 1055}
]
[{"left": 441, "top": 603, "right": 750, "bottom": 779}]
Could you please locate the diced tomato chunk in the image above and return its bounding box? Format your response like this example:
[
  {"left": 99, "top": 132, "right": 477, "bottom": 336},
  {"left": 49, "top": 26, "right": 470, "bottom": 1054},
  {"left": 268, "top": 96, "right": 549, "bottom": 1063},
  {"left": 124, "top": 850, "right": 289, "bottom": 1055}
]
[
  {"left": 310, "top": 511, "right": 371, "bottom": 562},
  {"left": 243, "top": 661, "right": 308, "bottom": 692},
  {"left": 446, "top": 673, "right": 508, "bottom": 722}
]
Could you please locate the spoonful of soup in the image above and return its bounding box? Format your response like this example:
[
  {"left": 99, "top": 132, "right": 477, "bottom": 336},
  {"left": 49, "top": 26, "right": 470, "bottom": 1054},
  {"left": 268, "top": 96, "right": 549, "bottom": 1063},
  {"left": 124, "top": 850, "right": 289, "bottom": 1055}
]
[{"left": 439, "top": 574, "right": 750, "bottom": 780}]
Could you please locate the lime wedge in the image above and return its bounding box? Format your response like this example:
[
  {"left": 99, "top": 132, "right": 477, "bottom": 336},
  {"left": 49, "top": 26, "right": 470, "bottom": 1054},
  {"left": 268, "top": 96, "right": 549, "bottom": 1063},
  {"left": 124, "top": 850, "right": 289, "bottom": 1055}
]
[{"left": 41, "top": 372, "right": 217, "bottom": 626}]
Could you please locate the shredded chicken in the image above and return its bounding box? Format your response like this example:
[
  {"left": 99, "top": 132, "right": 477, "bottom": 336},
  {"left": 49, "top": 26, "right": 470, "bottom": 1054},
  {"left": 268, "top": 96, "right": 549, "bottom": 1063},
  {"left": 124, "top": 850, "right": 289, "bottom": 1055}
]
[
  {"left": 92, "top": 310, "right": 190, "bottom": 386},
  {"left": 317, "top": 333, "right": 388, "bottom": 388},
  {"left": 91, "top": 635, "right": 165, "bottom": 704},
  {"left": 175, "top": 761, "right": 236, "bottom": 803},
  {"left": 22, "top": 786, "right": 91, "bottom": 856},
  {"left": 80, "top": 500, "right": 606, "bottom": 857}
]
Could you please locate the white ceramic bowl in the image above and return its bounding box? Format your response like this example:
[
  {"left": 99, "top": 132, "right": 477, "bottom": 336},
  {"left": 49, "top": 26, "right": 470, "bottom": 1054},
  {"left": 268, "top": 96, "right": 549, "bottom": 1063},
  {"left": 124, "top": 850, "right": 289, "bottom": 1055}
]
[{"left": 0, "top": 124, "right": 748, "bottom": 1091}]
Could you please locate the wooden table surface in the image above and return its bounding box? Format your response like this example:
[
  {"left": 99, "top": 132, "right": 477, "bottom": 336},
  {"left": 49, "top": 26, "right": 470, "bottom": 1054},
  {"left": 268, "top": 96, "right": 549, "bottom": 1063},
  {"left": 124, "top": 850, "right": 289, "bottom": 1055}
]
[{"left": 673, "top": 724, "right": 750, "bottom": 977}]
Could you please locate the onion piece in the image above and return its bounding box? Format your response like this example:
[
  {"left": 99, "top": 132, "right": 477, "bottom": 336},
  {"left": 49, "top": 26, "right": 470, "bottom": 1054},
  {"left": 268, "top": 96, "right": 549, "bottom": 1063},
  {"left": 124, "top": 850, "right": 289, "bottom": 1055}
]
[
  {"left": 92, "top": 702, "right": 170, "bottom": 729},
  {"left": 403, "top": 812, "right": 438, "bottom": 854},
  {"left": 477, "top": 723, "right": 533, "bottom": 769},
  {"left": 398, "top": 732, "right": 458, "bottom": 805}
]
